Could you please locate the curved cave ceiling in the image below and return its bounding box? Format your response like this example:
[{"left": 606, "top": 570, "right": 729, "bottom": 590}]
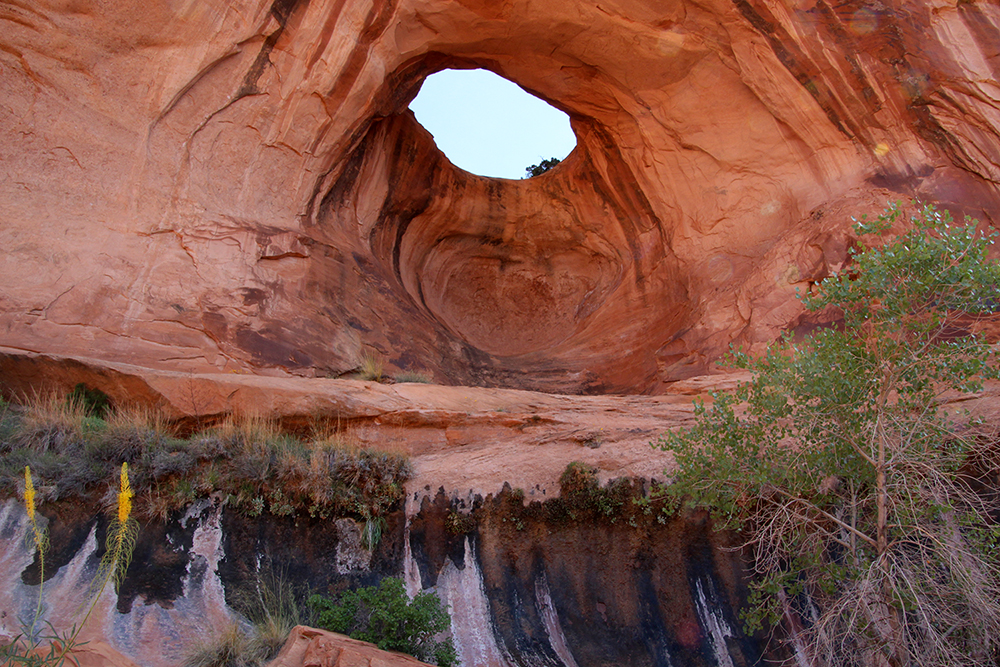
[
  {"left": 3, "top": 0, "right": 999, "bottom": 395},
  {"left": 307, "top": 54, "right": 691, "bottom": 393}
]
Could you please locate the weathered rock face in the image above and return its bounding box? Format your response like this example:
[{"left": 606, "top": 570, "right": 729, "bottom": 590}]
[
  {"left": 1, "top": 0, "right": 999, "bottom": 392},
  {"left": 0, "top": 488, "right": 763, "bottom": 667}
]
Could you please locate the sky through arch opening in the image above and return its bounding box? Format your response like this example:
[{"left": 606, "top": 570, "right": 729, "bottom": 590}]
[{"left": 409, "top": 69, "right": 577, "bottom": 180}]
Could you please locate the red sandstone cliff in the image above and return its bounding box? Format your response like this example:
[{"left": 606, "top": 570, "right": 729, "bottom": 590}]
[{"left": 1, "top": 0, "right": 999, "bottom": 392}]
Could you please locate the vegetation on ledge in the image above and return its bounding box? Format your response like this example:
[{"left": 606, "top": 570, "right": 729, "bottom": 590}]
[{"left": 0, "top": 396, "right": 411, "bottom": 528}]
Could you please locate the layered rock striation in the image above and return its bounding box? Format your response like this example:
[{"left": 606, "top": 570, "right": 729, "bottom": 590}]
[{"left": 2, "top": 0, "right": 999, "bottom": 392}]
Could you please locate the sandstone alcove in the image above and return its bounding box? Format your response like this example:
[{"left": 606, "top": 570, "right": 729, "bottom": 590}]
[
  {"left": 408, "top": 68, "right": 576, "bottom": 179},
  {"left": 1, "top": 0, "right": 997, "bottom": 395},
  {"left": 311, "top": 54, "right": 689, "bottom": 391},
  {"left": 2, "top": 2, "right": 1000, "bottom": 665}
]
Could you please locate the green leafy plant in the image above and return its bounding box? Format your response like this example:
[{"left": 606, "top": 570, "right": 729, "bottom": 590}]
[
  {"left": 657, "top": 203, "right": 1000, "bottom": 666},
  {"left": 67, "top": 384, "right": 111, "bottom": 420},
  {"left": 309, "top": 577, "right": 457, "bottom": 666},
  {"left": 524, "top": 157, "right": 561, "bottom": 178}
]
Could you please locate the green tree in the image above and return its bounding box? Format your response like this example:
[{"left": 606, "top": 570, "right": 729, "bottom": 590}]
[
  {"left": 524, "top": 157, "right": 560, "bottom": 178},
  {"left": 309, "top": 577, "right": 458, "bottom": 666},
  {"left": 657, "top": 203, "right": 1000, "bottom": 667}
]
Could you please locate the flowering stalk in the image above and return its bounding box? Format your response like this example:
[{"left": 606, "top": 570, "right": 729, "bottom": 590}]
[
  {"left": 54, "top": 462, "right": 139, "bottom": 664},
  {"left": 23, "top": 465, "right": 49, "bottom": 641}
]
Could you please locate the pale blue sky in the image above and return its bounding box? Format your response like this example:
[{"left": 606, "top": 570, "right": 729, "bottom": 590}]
[{"left": 409, "top": 68, "right": 577, "bottom": 179}]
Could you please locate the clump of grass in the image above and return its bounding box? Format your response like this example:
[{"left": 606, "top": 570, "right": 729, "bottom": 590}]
[
  {"left": 394, "top": 370, "right": 433, "bottom": 384},
  {"left": 185, "top": 568, "right": 311, "bottom": 667},
  {"left": 182, "top": 624, "right": 274, "bottom": 667},
  {"left": 12, "top": 391, "right": 93, "bottom": 454},
  {"left": 355, "top": 351, "right": 384, "bottom": 382},
  {"left": 232, "top": 568, "right": 311, "bottom": 659}
]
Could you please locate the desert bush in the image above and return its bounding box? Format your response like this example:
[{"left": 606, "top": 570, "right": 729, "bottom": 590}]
[
  {"left": 309, "top": 577, "right": 457, "bottom": 666},
  {"left": 658, "top": 203, "right": 1000, "bottom": 666}
]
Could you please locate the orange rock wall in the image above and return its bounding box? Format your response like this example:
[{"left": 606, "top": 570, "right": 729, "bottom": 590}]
[{"left": 1, "top": 0, "right": 999, "bottom": 392}]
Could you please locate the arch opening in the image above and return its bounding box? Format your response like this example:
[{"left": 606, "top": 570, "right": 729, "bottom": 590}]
[{"left": 408, "top": 68, "right": 576, "bottom": 179}]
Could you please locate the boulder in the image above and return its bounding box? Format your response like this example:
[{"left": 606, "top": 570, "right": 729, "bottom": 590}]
[{"left": 267, "top": 626, "right": 434, "bottom": 667}]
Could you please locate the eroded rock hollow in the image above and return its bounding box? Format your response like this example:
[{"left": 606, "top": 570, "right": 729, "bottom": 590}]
[{"left": 2, "top": 0, "right": 999, "bottom": 392}]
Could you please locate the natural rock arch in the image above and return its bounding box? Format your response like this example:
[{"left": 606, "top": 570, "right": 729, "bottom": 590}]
[{"left": 1, "top": 0, "right": 998, "bottom": 393}]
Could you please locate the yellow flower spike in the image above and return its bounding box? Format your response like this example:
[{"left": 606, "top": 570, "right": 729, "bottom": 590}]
[
  {"left": 24, "top": 465, "right": 36, "bottom": 524},
  {"left": 117, "top": 462, "right": 133, "bottom": 524},
  {"left": 53, "top": 462, "right": 140, "bottom": 665}
]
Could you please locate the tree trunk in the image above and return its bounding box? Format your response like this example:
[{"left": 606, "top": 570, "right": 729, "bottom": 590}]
[{"left": 874, "top": 410, "right": 905, "bottom": 667}]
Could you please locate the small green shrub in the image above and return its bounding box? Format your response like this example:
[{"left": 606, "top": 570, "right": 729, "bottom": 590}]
[
  {"left": 555, "top": 462, "right": 632, "bottom": 522},
  {"left": 309, "top": 578, "right": 457, "bottom": 666},
  {"left": 445, "top": 510, "right": 476, "bottom": 535},
  {"left": 559, "top": 461, "right": 599, "bottom": 497},
  {"left": 67, "top": 384, "right": 111, "bottom": 419}
]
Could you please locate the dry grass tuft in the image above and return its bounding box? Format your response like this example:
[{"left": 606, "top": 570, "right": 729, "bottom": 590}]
[
  {"left": 356, "top": 351, "right": 384, "bottom": 382},
  {"left": 182, "top": 624, "right": 273, "bottom": 667},
  {"left": 15, "top": 390, "right": 91, "bottom": 453}
]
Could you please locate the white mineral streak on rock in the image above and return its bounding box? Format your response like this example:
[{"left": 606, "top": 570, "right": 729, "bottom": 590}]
[
  {"left": 402, "top": 498, "right": 422, "bottom": 596},
  {"left": 0, "top": 510, "right": 116, "bottom": 650},
  {"left": 534, "top": 572, "right": 580, "bottom": 667},
  {"left": 428, "top": 536, "right": 513, "bottom": 667},
  {"left": 43, "top": 524, "right": 100, "bottom": 633},
  {"left": 693, "top": 577, "right": 736, "bottom": 667},
  {"left": 778, "top": 589, "right": 815, "bottom": 667},
  {"left": 110, "top": 501, "right": 234, "bottom": 667},
  {"left": 184, "top": 501, "right": 231, "bottom": 627},
  {"left": 0, "top": 499, "right": 35, "bottom": 640}
]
